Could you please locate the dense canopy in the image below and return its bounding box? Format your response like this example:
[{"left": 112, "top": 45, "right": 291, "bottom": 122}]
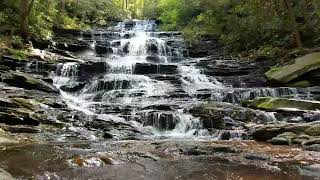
[{"left": 1, "top": 0, "right": 320, "bottom": 57}]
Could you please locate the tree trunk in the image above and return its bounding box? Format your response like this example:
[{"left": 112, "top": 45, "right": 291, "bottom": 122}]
[
  {"left": 19, "top": 0, "right": 34, "bottom": 40},
  {"left": 283, "top": 0, "right": 303, "bottom": 48},
  {"left": 58, "top": 0, "right": 66, "bottom": 26}
]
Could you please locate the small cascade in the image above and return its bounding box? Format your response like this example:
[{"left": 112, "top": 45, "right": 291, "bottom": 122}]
[
  {"left": 214, "top": 87, "right": 301, "bottom": 104},
  {"left": 56, "top": 62, "right": 79, "bottom": 77},
  {"left": 53, "top": 62, "right": 79, "bottom": 89},
  {"left": 148, "top": 110, "right": 203, "bottom": 138},
  {"left": 179, "top": 65, "right": 224, "bottom": 96}
]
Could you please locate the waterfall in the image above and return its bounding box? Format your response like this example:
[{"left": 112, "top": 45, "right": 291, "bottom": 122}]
[{"left": 52, "top": 20, "right": 314, "bottom": 140}]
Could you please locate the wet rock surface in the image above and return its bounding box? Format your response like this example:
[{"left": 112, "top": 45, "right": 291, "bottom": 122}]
[
  {"left": 0, "top": 140, "right": 319, "bottom": 179},
  {"left": 1, "top": 71, "right": 58, "bottom": 93}
]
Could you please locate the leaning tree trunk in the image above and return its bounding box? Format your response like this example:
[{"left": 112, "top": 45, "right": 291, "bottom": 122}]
[
  {"left": 283, "top": 0, "right": 303, "bottom": 48},
  {"left": 19, "top": 0, "right": 35, "bottom": 40}
]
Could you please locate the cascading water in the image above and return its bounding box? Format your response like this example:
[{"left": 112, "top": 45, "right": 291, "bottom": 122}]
[
  {"left": 53, "top": 19, "right": 310, "bottom": 140},
  {"left": 53, "top": 20, "right": 205, "bottom": 139}
]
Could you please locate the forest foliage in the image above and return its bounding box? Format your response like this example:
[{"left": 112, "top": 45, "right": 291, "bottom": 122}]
[
  {"left": 1, "top": 0, "right": 320, "bottom": 58},
  {"left": 0, "top": 0, "right": 128, "bottom": 40},
  {"left": 156, "top": 0, "right": 320, "bottom": 56}
]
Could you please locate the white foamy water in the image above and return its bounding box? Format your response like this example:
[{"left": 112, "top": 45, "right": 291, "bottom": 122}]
[
  {"left": 147, "top": 110, "right": 204, "bottom": 139},
  {"left": 179, "top": 65, "right": 224, "bottom": 96}
]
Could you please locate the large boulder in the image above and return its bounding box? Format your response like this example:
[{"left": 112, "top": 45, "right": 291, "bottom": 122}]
[
  {"left": 265, "top": 52, "right": 320, "bottom": 84},
  {"left": 188, "top": 102, "right": 272, "bottom": 130},
  {"left": 251, "top": 121, "right": 320, "bottom": 141},
  {"left": 189, "top": 103, "right": 228, "bottom": 130},
  {"left": 1, "top": 71, "right": 58, "bottom": 93},
  {"left": 243, "top": 97, "right": 320, "bottom": 112}
]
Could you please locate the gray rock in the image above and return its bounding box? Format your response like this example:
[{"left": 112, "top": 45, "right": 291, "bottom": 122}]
[{"left": 1, "top": 71, "right": 58, "bottom": 93}]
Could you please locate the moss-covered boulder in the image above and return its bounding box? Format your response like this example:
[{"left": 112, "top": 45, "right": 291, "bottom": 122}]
[
  {"left": 243, "top": 97, "right": 320, "bottom": 111},
  {"left": 267, "top": 132, "right": 297, "bottom": 145},
  {"left": 1, "top": 71, "right": 58, "bottom": 93},
  {"left": 251, "top": 121, "right": 320, "bottom": 141},
  {"left": 265, "top": 52, "right": 320, "bottom": 84}
]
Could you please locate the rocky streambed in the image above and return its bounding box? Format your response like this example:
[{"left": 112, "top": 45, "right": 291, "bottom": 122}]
[{"left": 0, "top": 20, "right": 320, "bottom": 179}]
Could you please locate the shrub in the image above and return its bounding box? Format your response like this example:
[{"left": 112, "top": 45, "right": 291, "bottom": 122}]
[
  {"left": 7, "top": 49, "right": 28, "bottom": 60},
  {"left": 11, "top": 35, "right": 23, "bottom": 49}
]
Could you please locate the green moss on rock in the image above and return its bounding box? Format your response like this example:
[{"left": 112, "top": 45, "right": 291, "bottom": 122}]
[
  {"left": 265, "top": 52, "right": 320, "bottom": 84},
  {"left": 7, "top": 49, "right": 28, "bottom": 61},
  {"left": 288, "top": 81, "right": 311, "bottom": 88},
  {"left": 305, "top": 125, "right": 320, "bottom": 136},
  {"left": 252, "top": 121, "right": 320, "bottom": 141},
  {"left": 244, "top": 97, "right": 320, "bottom": 111}
]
